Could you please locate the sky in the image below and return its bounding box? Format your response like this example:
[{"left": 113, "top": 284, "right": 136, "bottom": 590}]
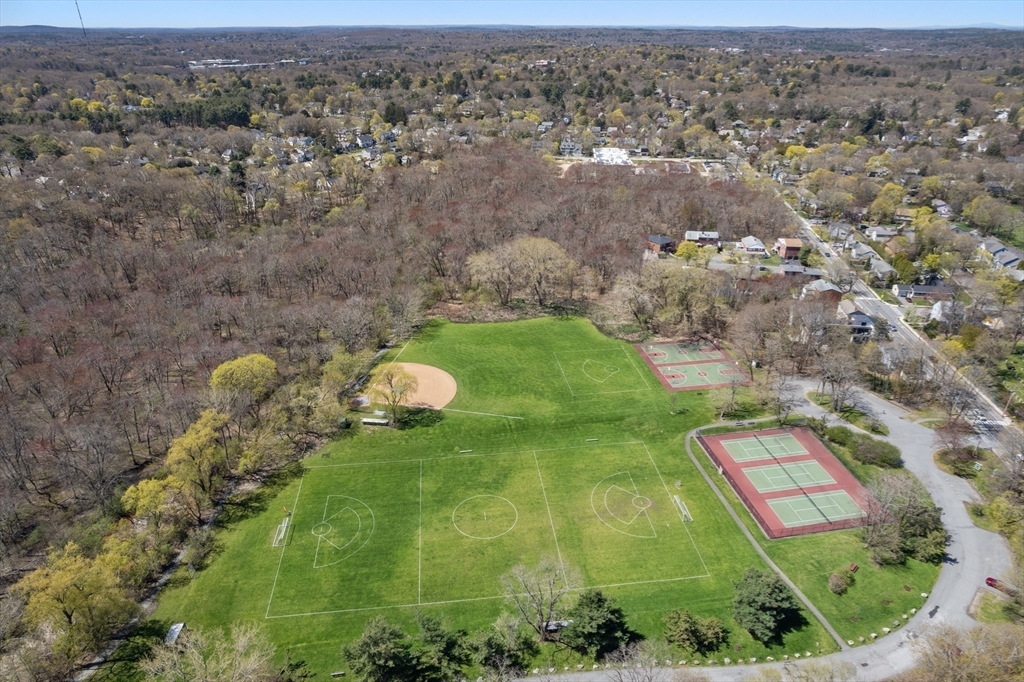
[{"left": 1, "top": 0, "right": 1022, "bottom": 30}]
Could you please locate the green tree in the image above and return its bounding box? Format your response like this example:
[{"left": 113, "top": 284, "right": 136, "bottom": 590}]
[
  {"left": 415, "top": 614, "right": 469, "bottom": 682},
  {"left": 676, "top": 240, "right": 700, "bottom": 264},
  {"left": 369, "top": 364, "right": 419, "bottom": 426},
  {"left": 344, "top": 616, "right": 419, "bottom": 682},
  {"left": 209, "top": 353, "right": 278, "bottom": 401},
  {"left": 166, "top": 409, "right": 230, "bottom": 519},
  {"left": 559, "top": 589, "right": 632, "bottom": 659},
  {"left": 732, "top": 567, "right": 801, "bottom": 643},
  {"left": 664, "top": 609, "right": 729, "bottom": 655},
  {"left": 14, "top": 542, "right": 137, "bottom": 658},
  {"left": 470, "top": 613, "right": 536, "bottom": 681}
]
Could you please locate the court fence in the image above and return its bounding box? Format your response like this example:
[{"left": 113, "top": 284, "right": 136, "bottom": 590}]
[{"left": 696, "top": 432, "right": 866, "bottom": 540}]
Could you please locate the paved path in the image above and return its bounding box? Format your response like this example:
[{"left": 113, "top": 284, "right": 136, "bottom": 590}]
[{"left": 552, "top": 382, "right": 1012, "bottom": 681}]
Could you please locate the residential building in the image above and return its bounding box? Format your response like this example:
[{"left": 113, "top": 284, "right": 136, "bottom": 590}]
[
  {"left": 866, "top": 226, "right": 898, "bottom": 242},
  {"left": 683, "top": 231, "right": 720, "bottom": 247},
  {"left": 739, "top": 236, "right": 766, "bottom": 254},
  {"left": 801, "top": 279, "right": 843, "bottom": 304},
  {"left": 774, "top": 238, "right": 803, "bottom": 260},
  {"left": 931, "top": 199, "right": 952, "bottom": 218},
  {"left": 869, "top": 258, "right": 897, "bottom": 282},
  {"left": 837, "top": 299, "right": 875, "bottom": 336},
  {"left": 894, "top": 207, "right": 916, "bottom": 223},
  {"left": 592, "top": 147, "right": 632, "bottom": 165},
  {"left": 892, "top": 284, "right": 951, "bottom": 302},
  {"left": 780, "top": 264, "right": 822, "bottom": 279},
  {"left": 645, "top": 235, "right": 677, "bottom": 254}
]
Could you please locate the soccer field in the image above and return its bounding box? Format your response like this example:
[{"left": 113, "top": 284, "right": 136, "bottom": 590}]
[{"left": 267, "top": 443, "right": 707, "bottom": 618}]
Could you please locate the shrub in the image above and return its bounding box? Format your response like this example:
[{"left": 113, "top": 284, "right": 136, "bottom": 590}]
[
  {"left": 850, "top": 434, "right": 902, "bottom": 468},
  {"left": 828, "top": 571, "right": 854, "bottom": 595},
  {"left": 825, "top": 426, "right": 855, "bottom": 447}
]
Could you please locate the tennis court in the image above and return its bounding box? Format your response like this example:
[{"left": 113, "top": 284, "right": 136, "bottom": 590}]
[
  {"left": 742, "top": 461, "right": 835, "bottom": 492},
  {"left": 640, "top": 341, "right": 727, "bottom": 365},
  {"left": 768, "top": 491, "right": 866, "bottom": 528},
  {"left": 659, "top": 361, "right": 744, "bottom": 389},
  {"left": 695, "top": 428, "right": 872, "bottom": 539},
  {"left": 721, "top": 433, "right": 808, "bottom": 462}
]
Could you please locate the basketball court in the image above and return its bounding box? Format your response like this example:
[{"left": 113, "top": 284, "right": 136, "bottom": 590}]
[{"left": 634, "top": 341, "right": 748, "bottom": 392}]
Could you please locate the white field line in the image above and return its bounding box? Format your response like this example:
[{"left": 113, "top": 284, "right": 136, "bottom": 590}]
[
  {"left": 442, "top": 408, "right": 524, "bottom": 419},
  {"left": 643, "top": 442, "right": 710, "bottom": 577},
  {"left": 418, "top": 459, "right": 423, "bottom": 604},
  {"left": 303, "top": 441, "right": 647, "bottom": 469},
  {"left": 533, "top": 451, "right": 567, "bottom": 587},
  {"left": 265, "top": 474, "right": 304, "bottom": 618},
  {"left": 388, "top": 340, "right": 411, "bottom": 365},
  {"left": 553, "top": 352, "right": 576, "bottom": 396}
]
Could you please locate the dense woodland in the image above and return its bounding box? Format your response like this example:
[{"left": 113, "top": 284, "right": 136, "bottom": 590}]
[{"left": 1, "top": 25, "right": 1023, "bottom": 681}]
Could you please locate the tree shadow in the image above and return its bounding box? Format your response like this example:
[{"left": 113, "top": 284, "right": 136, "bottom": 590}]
[
  {"left": 216, "top": 462, "right": 304, "bottom": 529},
  {"left": 396, "top": 407, "right": 444, "bottom": 430},
  {"left": 90, "top": 619, "right": 169, "bottom": 678},
  {"left": 769, "top": 608, "right": 809, "bottom": 647}
]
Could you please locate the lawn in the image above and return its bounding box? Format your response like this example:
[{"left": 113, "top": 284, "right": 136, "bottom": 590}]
[
  {"left": 693, "top": 425, "right": 939, "bottom": 644},
  {"left": 148, "top": 318, "right": 843, "bottom": 676}
]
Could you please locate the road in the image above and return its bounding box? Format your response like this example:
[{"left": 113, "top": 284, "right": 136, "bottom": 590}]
[
  {"left": 795, "top": 217, "right": 1012, "bottom": 435},
  {"left": 554, "top": 383, "right": 1012, "bottom": 682}
]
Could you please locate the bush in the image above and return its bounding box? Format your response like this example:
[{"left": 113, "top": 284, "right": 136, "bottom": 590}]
[
  {"left": 828, "top": 571, "right": 853, "bottom": 595},
  {"left": 850, "top": 434, "right": 902, "bottom": 468},
  {"left": 825, "top": 426, "right": 855, "bottom": 447},
  {"left": 664, "top": 610, "right": 728, "bottom": 655},
  {"left": 396, "top": 407, "right": 444, "bottom": 430}
]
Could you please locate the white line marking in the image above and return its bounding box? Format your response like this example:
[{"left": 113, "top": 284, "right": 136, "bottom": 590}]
[
  {"left": 417, "top": 460, "right": 423, "bottom": 603},
  {"left": 553, "top": 352, "right": 576, "bottom": 396},
  {"left": 266, "top": 473, "right": 304, "bottom": 618},
  {"left": 622, "top": 346, "right": 652, "bottom": 389},
  {"left": 388, "top": 340, "right": 411, "bottom": 365},
  {"left": 304, "top": 440, "right": 648, "bottom": 469},
  {"left": 451, "top": 495, "right": 519, "bottom": 540},
  {"left": 643, "top": 442, "right": 709, "bottom": 578},
  {"left": 264, "top": 573, "right": 712, "bottom": 619},
  {"left": 533, "top": 451, "right": 567, "bottom": 587},
  {"left": 442, "top": 408, "right": 524, "bottom": 419}
]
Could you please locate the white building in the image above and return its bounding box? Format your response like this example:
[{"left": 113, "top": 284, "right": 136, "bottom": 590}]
[{"left": 592, "top": 147, "right": 633, "bottom": 166}]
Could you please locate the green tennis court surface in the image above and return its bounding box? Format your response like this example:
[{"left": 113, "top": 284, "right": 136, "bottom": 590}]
[
  {"left": 720, "top": 434, "right": 808, "bottom": 462},
  {"left": 742, "top": 461, "right": 835, "bottom": 492},
  {"left": 641, "top": 342, "right": 726, "bottom": 365},
  {"left": 659, "top": 361, "right": 742, "bottom": 388},
  {"left": 768, "top": 491, "right": 866, "bottom": 528}
]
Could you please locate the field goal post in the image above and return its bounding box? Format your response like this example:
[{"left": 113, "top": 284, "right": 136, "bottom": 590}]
[
  {"left": 673, "top": 495, "right": 693, "bottom": 522},
  {"left": 273, "top": 516, "right": 290, "bottom": 547}
]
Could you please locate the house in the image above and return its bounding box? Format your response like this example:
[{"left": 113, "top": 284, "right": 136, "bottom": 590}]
[
  {"left": 828, "top": 222, "right": 854, "bottom": 241},
  {"left": 986, "top": 181, "right": 1008, "bottom": 197},
  {"left": 774, "top": 238, "right": 803, "bottom": 260},
  {"left": 930, "top": 300, "right": 953, "bottom": 322},
  {"left": 837, "top": 300, "right": 875, "bottom": 336},
  {"left": 866, "top": 226, "right": 898, "bottom": 242},
  {"left": 848, "top": 242, "right": 877, "bottom": 261},
  {"left": 894, "top": 207, "right": 916, "bottom": 223},
  {"left": 780, "top": 264, "right": 822, "bottom": 279},
  {"left": 932, "top": 199, "right": 952, "bottom": 218},
  {"left": 739, "top": 236, "right": 766, "bottom": 254},
  {"left": 801, "top": 279, "right": 843, "bottom": 303},
  {"left": 646, "top": 235, "right": 677, "bottom": 254},
  {"left": 684, "top": 231, "right": 720, "bottom": 247},
  {"left": 892, "top": 284, "right": 951, "bottom": 302},
  {"left": 221, "top": 149, "right": 236, "bottom": 162},
  {"left": 870, "top": 258, "right": 897, "bottom": 282},
  {"left": 355, "top": 134, "right": 375, "bottom": 149},
  {"left": 981, "top": 239, "right": 1024, "bottom": 270},
  {"left": 593, "top": 147, "right": 632, "bottom": 165}
]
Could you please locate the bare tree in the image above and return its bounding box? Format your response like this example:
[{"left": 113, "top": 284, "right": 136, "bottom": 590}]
[
  {"left": 500, "top": 556, "right": 581, "bottom": 642},
  {"left": 908, "top": 622, "right": 1024, "bottom": 682},
  {"left": 603, "top": 642, "right": 671, "bottom": 682},
  {"left": 141, "top": 622, "right": 276, "bottom": 682},
  {"left": 818, "top": 349, "right": 859, "bottom": 413}
]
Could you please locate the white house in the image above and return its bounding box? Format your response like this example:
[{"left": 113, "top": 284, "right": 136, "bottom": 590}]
[{"left": 739, "top": 236, "right": 766, "bottom": 254}]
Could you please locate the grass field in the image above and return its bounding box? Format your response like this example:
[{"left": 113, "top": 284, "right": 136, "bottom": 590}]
[{"left": 146, "top": 318, "right": 843, "bottom": 676}]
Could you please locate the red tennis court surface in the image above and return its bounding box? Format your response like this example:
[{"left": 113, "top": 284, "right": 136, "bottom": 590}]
[
  {"left": 696, "top": 428, "right": 870, "bottom": 539},
  {"left": 634, "top": 341, "right": 749, "bottom": 392}
]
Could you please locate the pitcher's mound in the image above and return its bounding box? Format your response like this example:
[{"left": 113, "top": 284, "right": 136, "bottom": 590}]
[{"left": 395, "top": 363, "right": 457, "bottom": 409}]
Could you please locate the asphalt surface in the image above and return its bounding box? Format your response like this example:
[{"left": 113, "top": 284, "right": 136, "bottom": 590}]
[{"left": 551, "top": 382, "right": 1012, "bottom": 681}]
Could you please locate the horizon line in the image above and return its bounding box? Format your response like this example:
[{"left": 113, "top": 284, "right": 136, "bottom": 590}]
[{"left": 1, "top": 23, "right": 1022, "bottom": 31}]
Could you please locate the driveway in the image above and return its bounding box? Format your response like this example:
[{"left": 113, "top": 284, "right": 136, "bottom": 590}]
[{"left": 556, "top": 381, "right": 1012, "bottom": 681}]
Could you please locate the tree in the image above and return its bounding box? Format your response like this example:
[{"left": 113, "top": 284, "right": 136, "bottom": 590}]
[
  {"left": 511, "top": 237, "right": 573, "bottom": 306},
  {"left": 499, "top": 556, "right": 581, "bottom": 642},
  {"left": 909, "top": 622, "right": 1024, "bottom": 682},
  {"left": 560, "top": 589, "right": 633, "bottom": 659},
  {"left": 675, "top": 241, "right": 700, "bottom": 265},
  {"left": 415, "top": 614, "right": 470, "bottom": 682},
  {"left": 141, "top": 623, "right": 276, "bottom": 682},
  {"left": 731, "top": 567, "right": 801, "bottom": 643},
  {"left": 603, "top": 642, "right": 671, "bottom": 682},
  {"left": 344, "top": 616, "right": 420, "bottom": 682},
  {"left": 209, "top": 353, "right": 278, "bottom": 401},
  {"left": 663, "top": 610, "right": 728, "bottom": 655},
  {"left": 166, "top": 409, "right": 230, "bottom": 517},
  {"left": 369, "top": 364, "right": 419, "bottom": 426},
  {"left": 470, "top": 613, "right": 536, "bottom": 682},
  {"left": 14, "top": 542, "right": 137, "bottom": 658}
]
